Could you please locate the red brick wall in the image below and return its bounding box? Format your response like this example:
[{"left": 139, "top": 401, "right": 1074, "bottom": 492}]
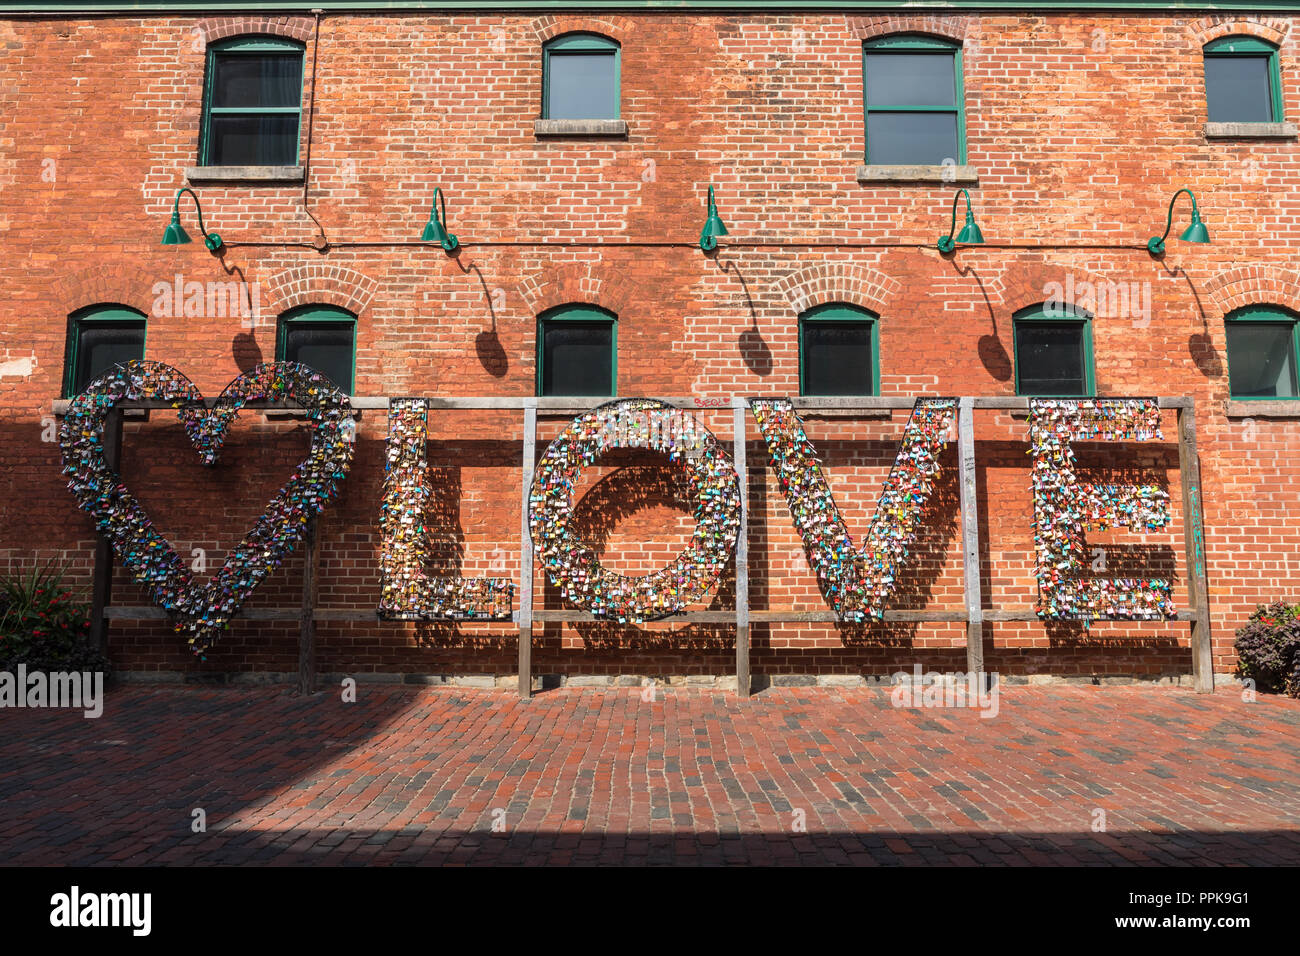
[{"left": 2, "top": 11, "right": 1298, "bottom": 680}]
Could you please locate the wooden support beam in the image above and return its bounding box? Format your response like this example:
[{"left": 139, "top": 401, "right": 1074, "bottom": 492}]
[
  {"left": 958, "top": 398, "right": 985, "bottom": 674},
  {"left": 50, "top": 394, "right": 1197, "bottom": 417},
  {"left": 983, "top": 609, "right": 1197, "bottom": 623},
  {"left": 1177, "top": 404, "right": 1214, "bottom": 693},
  {"left": 733, "top": 403, "right": 750, "bottom": 698},
  {"left": 66, "top": 392, "right": 1210, "bottom": 692},
  {"left": 89, "top": 407, "right": 122, "bottom": 658},
  {"left": 297, "top": 518, "right": 320, "bottom": 695},
  {"left": 518, "top": 404, "right": 537, "bottom": 698}
]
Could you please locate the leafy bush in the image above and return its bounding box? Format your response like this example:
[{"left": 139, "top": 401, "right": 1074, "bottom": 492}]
[
  {"left": 0, "top": 561, "right": 109, "bottom": 673},
  {"left": 1233, "top": 602, "right": 1300, "bottom": 697}
]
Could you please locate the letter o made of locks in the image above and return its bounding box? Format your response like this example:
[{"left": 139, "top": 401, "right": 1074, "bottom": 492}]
[{"left": 528, "top": 398, "right": 742, "bottom": 622}]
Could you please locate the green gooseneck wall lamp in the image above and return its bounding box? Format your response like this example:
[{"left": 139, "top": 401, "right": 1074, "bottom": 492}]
[
  {"left": 936, "top": 188, "right": 984, "bottom": 254},
  {"left": 699, "top": 185, "right": 729, "bottom": 252},
  {"left": 161, "top": 187, "right": 222, "bottom": 251},
  {"left": 420, "top": 187, "right": 460, "bottom": 252},
  {"left": 1147, "top": 188, "right": 1210, "bottom": 255}
]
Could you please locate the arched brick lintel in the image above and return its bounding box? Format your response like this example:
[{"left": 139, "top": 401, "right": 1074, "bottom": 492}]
[
  {"left": 1187, "top": 17, "right": 1289, "bottom": 48},
  {"left": 194, "top": 16, "right": 315, "bottom": 46},
  {"left": 518, "top": 262, "right": 635, "bottom": 318},
  {"left": 263, "top": 264, "right": 379, "bottom": 317},
  {"left": 772, "top": 263, "right": 901, "bottom": 317},
  {"left": 1203, "top": 265, "right": 1300, "bottom": 317},
  {"left": 847, "top": 16, "right": 969, "bottom": 44}
]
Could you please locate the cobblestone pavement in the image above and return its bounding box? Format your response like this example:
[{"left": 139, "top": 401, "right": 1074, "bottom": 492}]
[{"left": 1, "top": 683, "right": 1297, "bottom": 865}]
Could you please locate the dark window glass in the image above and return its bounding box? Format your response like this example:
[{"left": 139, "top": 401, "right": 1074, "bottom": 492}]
[
  {"left": 282, "top": 321, "right": 355, "bottom": 392},
  {"left": 1226, "top": 322, "right": 1298, "bottom": 397},
  {"left": 864, "top": 53, "right": 955, "bottom": 106},
  {"left": 203, "top": 42, "right": 302, "bottom": 166},
  {"left": 802, "top": 321, "right": 874, "bottom": 395},
  {"left": 1015, "top": 322, "right": 1089, "bottom": 396},
  {"left": 541, "top": 321, "right": 613, "bottom": 396},
  {"left": 72, "top": 322, "right": 145, "bottom": 395},
  {"left": 207, "top": 114, "right": 299, "bottom": 166},
  {"left": 211, "top": 53, "right": 302, "bottom": 109},
  {"left": 1205, "top": 55, "right": 1273, "bottom": 123},
  {"left": 866, "top": 111, "right": 959, "bottom": 166},
  {"left": 548, "top": 52, "right": 618, "bottom": 119}
]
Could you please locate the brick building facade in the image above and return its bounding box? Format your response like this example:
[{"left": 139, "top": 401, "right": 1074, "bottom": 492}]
[{"left": 1, "top": 2, "right": 1298, "bottom": 686}]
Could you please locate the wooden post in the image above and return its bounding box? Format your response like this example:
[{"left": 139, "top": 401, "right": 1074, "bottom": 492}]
[
  {"left": 518, "top": 404, "right": 537, "bottom": 698},
  {"left": 733, "top": 402, "right": 750, "bottom": 698},
  {"left": 297, "top": 518, "right": 320, "bottom": 695},
  {"left": 1176, "top": 403, "right": 1214, "bottom": 693},
  {"left": 89, "top": 407, "right": 123, "bottom": 658},
  {"left": 957, "top": 397, "right": 984, "bottom": 674}
]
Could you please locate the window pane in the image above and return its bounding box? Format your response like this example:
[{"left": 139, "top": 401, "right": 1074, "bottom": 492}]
[
  {"left": 866, "top": 111, "right": 958, "bottom": 165},
  {"left": 1226, "top": 322, "right": 1298, "bottom": 397},
  {"left": 212, "top": 53, "right": 302, "bottom": 109},
  {"left": 548, "top": 52, "right": 617, "bottom": 119},
  {"left": 865, "top": 53, "right": 955, "bottom": 106},
  {"left": 542, "top": 322, "right": 613, "bottom": 396},
  {"left": 283, "top": 322, "right": 354, "bottom": 391},
  {"left": 1205, "top": 55, "right": 1273, "bottom": 123},
  {"left": 1016, "top": 323, "right": 1088, "bottom": 395},
  {"left": 802, "top": 321, "right": 873, "bottom": 395},
  {"left": 207, "top": 114, "right": 300, "bottom": 166},
  {"left": 75, "top": 323, "right": 145, "bottom": 394}
]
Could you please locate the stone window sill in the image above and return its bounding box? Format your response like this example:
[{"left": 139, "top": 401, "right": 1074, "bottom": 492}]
[
  {"left": 1225, "top": 399, "right": 1300, "bottom": 418},
  {"left": 185, "top": 165, "right": 305, "bottom": 184},
  {"left": 856, "top": 164, "right": 979, "bottom": 185},
  {"left": 1204, "top": 122, "right": 1297, "bottom": 139},
  {"left": 534, "top": 119, "right": 628, "bottom": 137}
]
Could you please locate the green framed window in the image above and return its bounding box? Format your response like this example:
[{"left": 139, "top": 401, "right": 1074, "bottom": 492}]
[
  {"left": 798, "top": 303, "right": 880, "bottom": 396},
  {"left": 537, "top": 305, "right": 617, "bottom": 397},
  {"left": 1225, "top": 305, "right": 1300, "bottom": 399},
  {"left": 277, "top": 305, "right": 357, "bottom": 393},
  {"left": 863, "top": 33, "right": 965, "bottom": 165},
  {"left": 1203, "top": 36, "right": 1282, "bottom": 124},
  {"left": 1013, "top": 304, "right": 1095, "bottom": 397},
  {"left": 200, "top": 36, "right": 305, "bottom": 166},
  {"left": 63, "top": 305, "right": 147, "bottom": 398},
  {"left": 542, "top": 33, "right": 620, "bottom": 120}
]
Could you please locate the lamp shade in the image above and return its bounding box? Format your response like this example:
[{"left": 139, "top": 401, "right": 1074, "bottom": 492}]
[
  {"left": 1179, "top": 216, "right": 1210, "bottom": 244},
  {"left": 161, "top": 212, "right": 192, "bottom": 246},
  {"left": 699, "top": 185, "right": 728, "bottom": 252},
  {"left": 421, "top": 215, "right": 452, "bottom": 246},
  {"left": 956, "top": 218, "right": 984, "bottom": 245},
  {"left": 420, "top": 187, "right": 460, "bottom": 252},
  {"left": 937, "top": 189, "right": 983, "bottom": 253},
  {"left": 1148, "top": 188, "right": 1209, "bottom": 255}
]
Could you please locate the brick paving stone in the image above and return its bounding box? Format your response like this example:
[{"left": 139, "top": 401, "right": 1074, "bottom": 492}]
[{"left": 0, "top": 684, "right": 1297, "bottom": 865}]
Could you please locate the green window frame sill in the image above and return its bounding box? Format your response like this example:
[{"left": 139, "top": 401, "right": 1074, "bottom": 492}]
[
  {"left": 186, "top": 166, "right": 305, "bottom": 184},
  {"left": 534, "top": 119, "right": 628, "bottom": 138},
  {"left": 856, "top": 164, "right": 978, "bottom": 185},
  {"left": 1204, "top": 121, "right": 1297, "bottom": 139},
  {"left": 1225, "top": 398, "right": 1300, "bottom": 417}
]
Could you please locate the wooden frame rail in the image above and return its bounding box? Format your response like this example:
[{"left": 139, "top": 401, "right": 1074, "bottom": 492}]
[{"left": 52, "top": 395, "right": 1212, "bottom": 699}]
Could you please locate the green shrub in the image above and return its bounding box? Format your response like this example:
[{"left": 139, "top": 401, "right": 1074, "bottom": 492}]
[
  {"left": 1233, "top": 602, "right": 1300, "bottom": 697},
  {"left": 0, "top": 560, "right": 109, "bottom": 673}
]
